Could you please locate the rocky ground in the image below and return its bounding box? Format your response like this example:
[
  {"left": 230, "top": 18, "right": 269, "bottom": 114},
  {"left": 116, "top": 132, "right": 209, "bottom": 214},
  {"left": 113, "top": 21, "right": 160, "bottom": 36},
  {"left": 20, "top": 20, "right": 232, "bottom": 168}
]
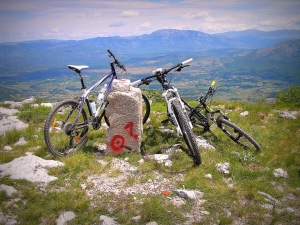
[{"left": 0, "top": 97, "right": 299, "bottom": 224}]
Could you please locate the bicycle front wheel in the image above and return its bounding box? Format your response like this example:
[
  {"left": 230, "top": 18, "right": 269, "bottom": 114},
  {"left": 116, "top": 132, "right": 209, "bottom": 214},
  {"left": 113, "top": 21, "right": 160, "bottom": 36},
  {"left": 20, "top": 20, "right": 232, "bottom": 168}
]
[
  {"left": 44, "top": 99, "right": 89, "bottom": 157},
  {"left": 216, "top": 116, "right": 261, "bottom": 151},
  {"left": 172, "top": 99, "right": 202, "bottom": 165}
]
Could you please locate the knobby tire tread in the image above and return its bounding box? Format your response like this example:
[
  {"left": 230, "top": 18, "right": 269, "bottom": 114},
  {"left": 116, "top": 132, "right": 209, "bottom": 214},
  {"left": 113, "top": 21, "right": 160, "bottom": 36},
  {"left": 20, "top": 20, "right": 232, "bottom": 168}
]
[
  {"left": 172, "top": 99, "right": 202, "bottom": 165},
  {"left": 217, "top": 117, "right": 261, "bottom": 151},
  {"left": 44, "top": 99, "right": 88, "bottom": 157}
]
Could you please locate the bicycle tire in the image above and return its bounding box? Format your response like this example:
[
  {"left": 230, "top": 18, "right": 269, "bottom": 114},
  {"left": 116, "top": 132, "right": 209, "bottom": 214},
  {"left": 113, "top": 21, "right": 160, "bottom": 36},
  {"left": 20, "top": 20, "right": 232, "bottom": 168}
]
[
  {"left": 44, "top": 99, "right": 89, "bottom": 157},
  {"left": 216, "top": 116, "right": 261, "bottom": 151},
  {"left": 104, "top": 93, "right": 151, "bottom": 125},
  {"left": 172, "top": 99, "right": 202, "bottom": 165}
]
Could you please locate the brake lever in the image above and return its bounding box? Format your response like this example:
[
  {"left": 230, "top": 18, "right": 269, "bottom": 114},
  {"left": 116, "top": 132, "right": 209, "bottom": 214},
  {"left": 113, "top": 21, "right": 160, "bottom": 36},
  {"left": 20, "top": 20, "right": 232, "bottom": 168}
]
[{"left": 175, "top": 65, "right": 190, "bottom": 72}]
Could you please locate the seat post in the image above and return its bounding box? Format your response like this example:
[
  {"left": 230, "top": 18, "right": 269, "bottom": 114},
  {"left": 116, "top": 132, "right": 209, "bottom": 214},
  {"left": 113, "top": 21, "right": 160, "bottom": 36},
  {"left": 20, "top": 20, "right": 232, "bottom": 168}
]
[{"left": 78, "top": 72, "right": 86, "bottom": 90}]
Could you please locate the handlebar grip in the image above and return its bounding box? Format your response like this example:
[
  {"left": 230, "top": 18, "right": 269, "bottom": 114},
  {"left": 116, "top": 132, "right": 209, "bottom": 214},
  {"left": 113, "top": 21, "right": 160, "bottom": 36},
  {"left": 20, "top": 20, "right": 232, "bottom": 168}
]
[
  {"left": 107, "top": 49, "right": 114, "bottom": 58},
  {"left": 181, "top": 58, "right": 193, "bottom": 65},
  {"left": 152, "top": 68, "right": 163, "bottom": 75}
]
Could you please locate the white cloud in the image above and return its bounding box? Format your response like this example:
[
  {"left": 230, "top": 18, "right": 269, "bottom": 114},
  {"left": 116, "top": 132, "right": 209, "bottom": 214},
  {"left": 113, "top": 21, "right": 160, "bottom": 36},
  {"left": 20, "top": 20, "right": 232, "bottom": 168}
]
[
  {"left": 140, "top": 22, "right": 150, "bottom": 28},
  {"left": 78, "top": 13, "right": 86, "bottom": 18},
  {"left": 52, "top": 27, "right": 60, "bottom": 33},
  {"left": 120, "top": 11, "right": 139, "bottom": 18},
  {"left": 92, "top": 13, "right": 102, "bottom": 18},
  {"left": 182, "top": 11, "right": 210, "bottom": 20}
]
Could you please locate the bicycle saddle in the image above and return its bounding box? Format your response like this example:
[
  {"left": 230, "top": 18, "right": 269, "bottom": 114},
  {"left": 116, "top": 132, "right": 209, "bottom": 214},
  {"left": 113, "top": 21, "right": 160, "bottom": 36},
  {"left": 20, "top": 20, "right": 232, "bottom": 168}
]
[{"left": 68, "top": 65, "right": 89, "bottom": 73}]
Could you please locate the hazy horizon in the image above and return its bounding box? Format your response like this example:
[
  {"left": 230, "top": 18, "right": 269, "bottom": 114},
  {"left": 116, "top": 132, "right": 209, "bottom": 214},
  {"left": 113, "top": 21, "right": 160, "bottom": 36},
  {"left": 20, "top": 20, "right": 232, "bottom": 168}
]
[{"left": 1, "top": 0, "right": 300, "bottom": 43}]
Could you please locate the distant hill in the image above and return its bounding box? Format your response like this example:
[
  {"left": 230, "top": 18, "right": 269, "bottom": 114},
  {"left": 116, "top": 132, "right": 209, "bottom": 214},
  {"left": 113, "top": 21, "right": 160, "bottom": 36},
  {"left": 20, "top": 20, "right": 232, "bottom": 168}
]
[
  {"left": 215, "top": 29, "right": 300, "bottom": 48},
  {"left": 1, "top": 29, "right": 300, "bottom": 76},
  {"left": 0, "top": 29, "right": 300, "bottom": 101},
  {"left": 223, "top": 39, "right": 300, "bottom": 82},
  {"left": 247, "top": 39, "right": 300, "bottom": 60}
]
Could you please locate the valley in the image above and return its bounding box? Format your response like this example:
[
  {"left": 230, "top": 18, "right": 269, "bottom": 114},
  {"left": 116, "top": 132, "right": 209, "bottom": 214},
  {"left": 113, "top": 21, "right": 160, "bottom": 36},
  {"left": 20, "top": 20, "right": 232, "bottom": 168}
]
[{"left": 0, "top": 29, "right": 299, "bottom": 102}]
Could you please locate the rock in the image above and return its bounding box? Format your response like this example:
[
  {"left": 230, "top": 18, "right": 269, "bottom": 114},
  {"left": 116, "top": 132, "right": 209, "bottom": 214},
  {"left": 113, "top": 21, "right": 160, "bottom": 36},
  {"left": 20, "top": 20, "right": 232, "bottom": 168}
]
[
  {"left": 240, "top": 111, "right": 249, "bottom": 116},
  {"left": 0, "top": 107, "right": 28, "bottom": 135},
  {"left": 14, "top": 137, "right": 27, "bottom": 146},
  {"left": 0, "top": 152, "right": 64, "bottom": 184},
  {"left": 0, "top": 212, "right": 17, "bottom": 225},
  {"left": 258, "top": 191, "right": 281, "bottom": 205},
  {"left": 278, "top": 111, "right": 297, "bottom": 119},
  {"left": 0, "top": 184, "right": 17, "bottom": 197},
  {"left": 164, "top": 160, "right": 172, "bottom": 167},
  {"left": 137, "top": 159, "right": 144, "bottom": 164},
  {"left": 105, "top": 79, "right": 143, "bottom": 154},
  {"left": 41, "top": 103, "right": 53, "bottom": 107},
  {"left": 262, "top": 204, "right": 274, "bottom": 211},
  {"left": 273, "top": 168, "right": 288, "bottom": 178},
  {"left": 195, "top": 136, "right": 215, "bottom": 150},
  {"left": 145, "top": 222, "right": 158, "bottom": 225},
  {"left": 4, "top": 146, "right": 12, "bottom": 151},
  {"left": 159, "top": 126, "right": 174, "bottom": 134},
  {"left": 204, "top": 174, "right": 212, "bottom": 179},
  {"left": 171, "top": 197, "right": 186, "bottom": 206},
  {"left": 56, "top": 211, "right": 76, "bottom": 225},
  {"left": 215, "top": 162, "right": 230, "bottom": 174},
  {"left": 131, "top": 215, "right": 141, "bottom": 222},
  {"left": 100, "top": 215, "right": 119, "bottom": 225},
  {"left": 174, "top": 189, "right": 204, "bottom": 200},
  {"left": 22, "top": 97, "right": 35, "bottom": 105}
]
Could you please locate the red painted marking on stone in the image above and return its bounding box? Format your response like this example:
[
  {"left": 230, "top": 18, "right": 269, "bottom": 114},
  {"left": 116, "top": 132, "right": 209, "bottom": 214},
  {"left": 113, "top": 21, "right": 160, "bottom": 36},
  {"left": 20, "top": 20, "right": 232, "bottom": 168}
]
[
  {"left": 110, "top": 135, "right": 125, "bottom": 153},
  {"left": 124, "top": 122, "right": 138, "bottom": 140}
]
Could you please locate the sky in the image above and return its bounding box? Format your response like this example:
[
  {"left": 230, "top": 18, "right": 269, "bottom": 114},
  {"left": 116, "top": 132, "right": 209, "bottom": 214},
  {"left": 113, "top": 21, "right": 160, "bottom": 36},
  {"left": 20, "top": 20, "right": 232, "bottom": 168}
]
[{"left": 0, "top": 0, "right": 300, "bottom": 43}]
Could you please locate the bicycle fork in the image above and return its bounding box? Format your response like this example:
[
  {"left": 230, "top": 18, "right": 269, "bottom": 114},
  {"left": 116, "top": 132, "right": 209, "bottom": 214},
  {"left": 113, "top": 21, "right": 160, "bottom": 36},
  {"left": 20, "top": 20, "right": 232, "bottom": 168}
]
[{"left": 162, "top": 88, "right": 193, "bottom": 137}]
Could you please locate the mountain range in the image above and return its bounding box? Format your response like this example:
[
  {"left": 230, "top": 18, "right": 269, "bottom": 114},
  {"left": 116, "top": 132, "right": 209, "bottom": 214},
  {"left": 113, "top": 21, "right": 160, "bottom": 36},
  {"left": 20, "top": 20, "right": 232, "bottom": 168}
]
[{"left": 0, "top": 29, "right": 299, "bottom": 101}]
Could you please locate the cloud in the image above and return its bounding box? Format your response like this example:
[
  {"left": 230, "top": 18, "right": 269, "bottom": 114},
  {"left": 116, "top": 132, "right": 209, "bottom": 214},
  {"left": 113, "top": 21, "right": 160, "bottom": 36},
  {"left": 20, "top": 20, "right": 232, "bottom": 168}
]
[
  {"left": 51, "top": 27, "right": 60, "bottom": 33},
  {"left": 120, "top": 10, "right": 139, "bottom": 18},
  {"left": 140, "top": 22, "right": 150, "bottom": 28},
  {"left": 109, "top": 22, "right": 125, "bottom": 27},
  {"left": 92, "top": 13, "right": 102, "bottom": 18},
  {"left": 182, "top": 11, "right": 210, "bottom": 20},
  {"left": 78, "top": 13, "right": 86, "bottom": 18}
]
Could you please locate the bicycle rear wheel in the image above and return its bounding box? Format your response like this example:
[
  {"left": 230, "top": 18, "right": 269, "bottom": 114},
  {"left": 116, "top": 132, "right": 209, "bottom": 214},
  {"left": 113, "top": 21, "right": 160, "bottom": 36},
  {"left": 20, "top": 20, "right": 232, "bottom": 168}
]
[
  {"left": 172, "top": 99, "right": 202, "bottom": 165},
  {"left": 44, "top": 99, "right": 89, "bottom": 157},
  {"left": 104, "top": 93, "right": 150, "bottom": 125},
  {"left": 216, "top": 116, "right": 261, "bottom": 151}
]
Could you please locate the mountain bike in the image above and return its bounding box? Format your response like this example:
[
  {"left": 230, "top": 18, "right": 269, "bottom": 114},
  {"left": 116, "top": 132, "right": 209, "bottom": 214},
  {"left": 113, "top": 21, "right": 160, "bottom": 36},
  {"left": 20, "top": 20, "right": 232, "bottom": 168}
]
[
  {"left": 181, "top": 80, "right": 261, "bottom": 151},
  {"left": 44, "top": 50, "right": 150, "bottom": 157},
  {"left": 131, "top": 58, "right": 202, "bottom": 165}
]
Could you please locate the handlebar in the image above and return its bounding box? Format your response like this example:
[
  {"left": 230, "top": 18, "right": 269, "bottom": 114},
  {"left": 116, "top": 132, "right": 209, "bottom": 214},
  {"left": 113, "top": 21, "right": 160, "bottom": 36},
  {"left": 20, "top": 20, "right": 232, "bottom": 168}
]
[
  {"left": 107, "top": 49, "right": 126, "bottom": 72},
  {"left": 198, "top": 84, "right": 220, "bottom": 104},
  {"left": 152, "top": 58, "right": 193, "bottom": 75},
  {"left": 131, "top": 58, "right": 193, "bottom": 87}
]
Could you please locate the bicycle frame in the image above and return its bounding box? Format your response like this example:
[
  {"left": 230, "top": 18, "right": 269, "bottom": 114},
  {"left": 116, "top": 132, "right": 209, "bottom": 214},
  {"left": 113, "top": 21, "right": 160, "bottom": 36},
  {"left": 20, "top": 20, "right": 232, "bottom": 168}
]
[
  {"left": 70, "top": 50, "right": 125, "bottom": 129},
  {"left": 131, "top": 58, "right": 194, "bottom": 137},
  {"left": 181, "top": 82, "right": 229, "bottom": 132}
]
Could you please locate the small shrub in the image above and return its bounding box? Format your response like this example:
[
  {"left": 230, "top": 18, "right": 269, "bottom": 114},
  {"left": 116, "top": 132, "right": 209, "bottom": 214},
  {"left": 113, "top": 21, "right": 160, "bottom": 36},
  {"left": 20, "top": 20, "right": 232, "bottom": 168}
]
[{"left": 276, "top": 85, "right": 300, "bottom": 106}]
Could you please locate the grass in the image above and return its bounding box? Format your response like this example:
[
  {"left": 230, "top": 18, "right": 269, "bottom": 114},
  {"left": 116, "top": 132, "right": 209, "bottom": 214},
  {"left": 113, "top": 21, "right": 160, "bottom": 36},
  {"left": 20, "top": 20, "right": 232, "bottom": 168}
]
[{"left": 0, "top": 93, "right": 300, "bottom": 225}]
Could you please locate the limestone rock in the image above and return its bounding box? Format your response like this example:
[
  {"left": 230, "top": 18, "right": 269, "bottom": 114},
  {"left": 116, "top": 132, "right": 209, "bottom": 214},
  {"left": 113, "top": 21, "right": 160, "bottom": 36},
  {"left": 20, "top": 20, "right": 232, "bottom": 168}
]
[{"left": 105, "top": 79, "right": 143, "bottom": 154}]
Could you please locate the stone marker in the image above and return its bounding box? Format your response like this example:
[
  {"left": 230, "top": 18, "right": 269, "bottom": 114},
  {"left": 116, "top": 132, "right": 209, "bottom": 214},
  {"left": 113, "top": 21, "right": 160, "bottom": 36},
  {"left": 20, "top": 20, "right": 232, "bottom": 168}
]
[{"left": 105, "top": 79, "right": 143, "bottom": 154}]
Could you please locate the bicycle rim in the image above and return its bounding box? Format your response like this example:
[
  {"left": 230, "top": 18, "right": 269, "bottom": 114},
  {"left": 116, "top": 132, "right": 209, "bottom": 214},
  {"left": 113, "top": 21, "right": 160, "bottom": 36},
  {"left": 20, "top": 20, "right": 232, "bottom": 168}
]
[
  {"left": 217, "top": 117, "right": 261, "bottom": 151},
  {"left": 44, "top": 100, "right": 88, "bottom": 157}
]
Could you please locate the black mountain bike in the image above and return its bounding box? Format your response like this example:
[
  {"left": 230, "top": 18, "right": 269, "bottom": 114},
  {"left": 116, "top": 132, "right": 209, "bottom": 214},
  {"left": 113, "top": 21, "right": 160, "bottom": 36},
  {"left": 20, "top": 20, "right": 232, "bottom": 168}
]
[
  {"left": 181, "top": 80, "right": 261, "bottom": 151},
  {"left": 131, "top": 58, "right": 201, "bottom": 165}
]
